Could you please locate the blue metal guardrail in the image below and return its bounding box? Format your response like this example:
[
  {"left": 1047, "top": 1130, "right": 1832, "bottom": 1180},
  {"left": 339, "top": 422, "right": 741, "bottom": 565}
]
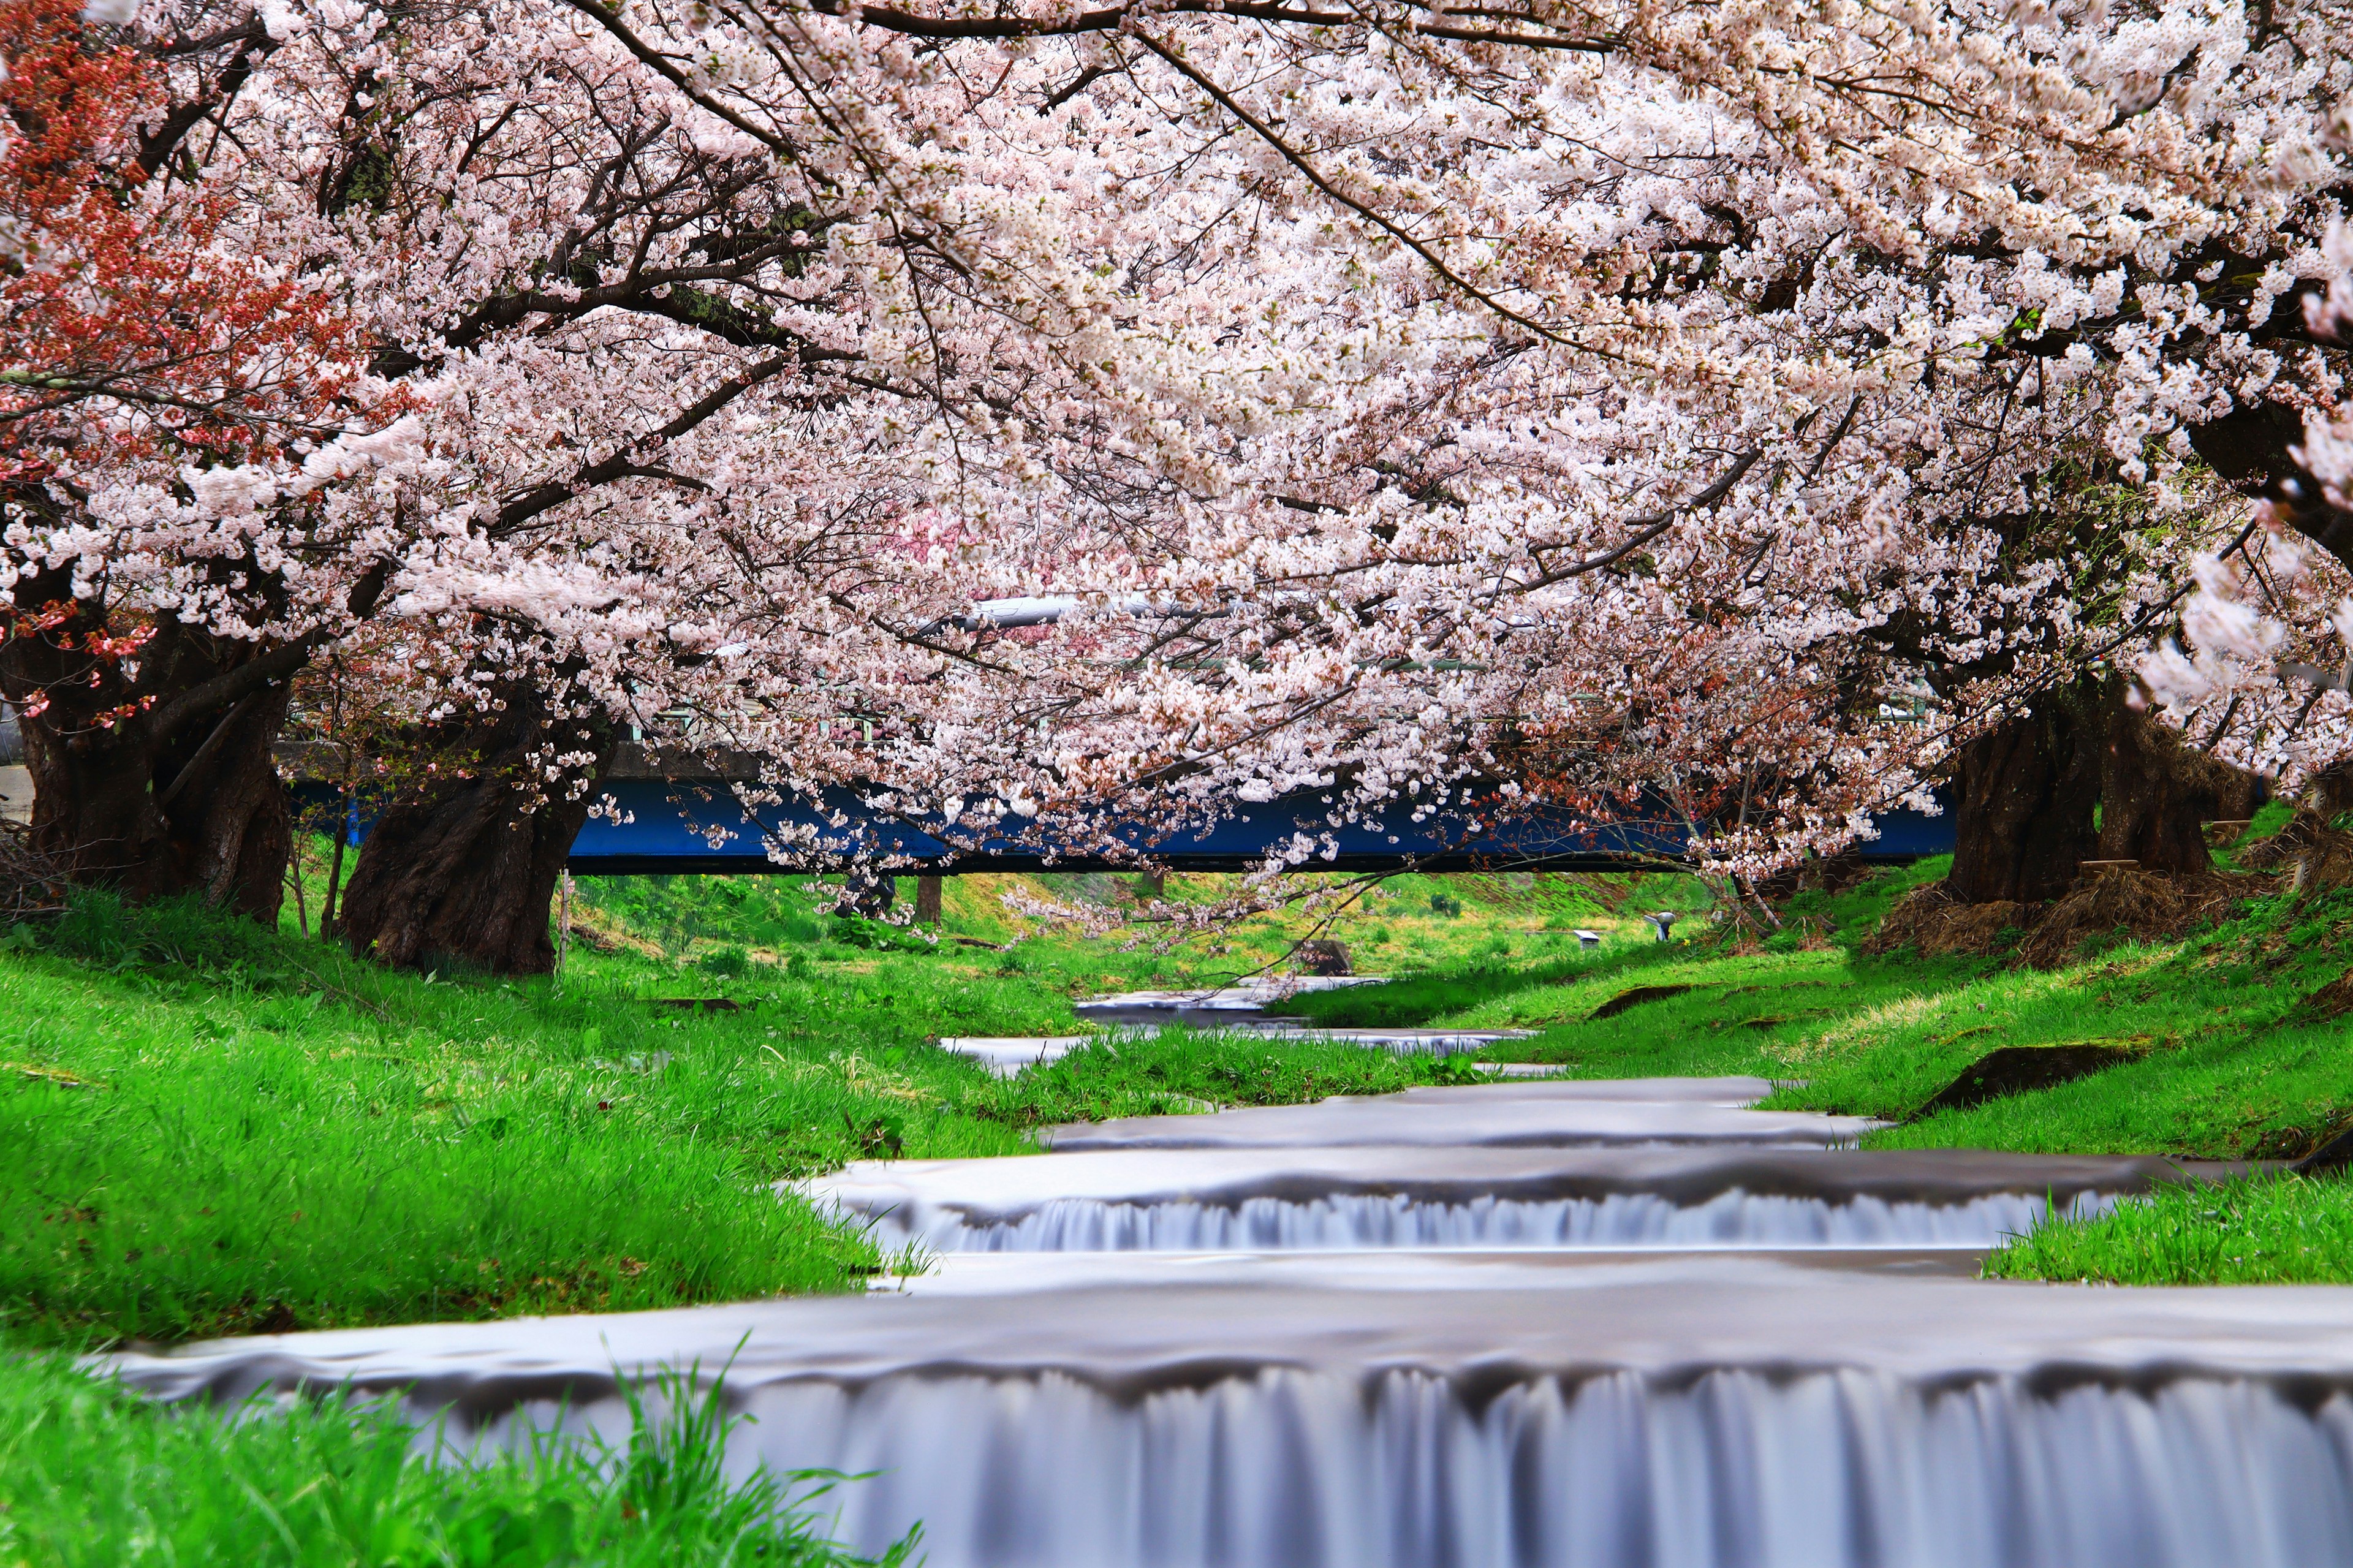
[
  {"left": 294, "top": 775, "right": 1957, "bottom": 874},
  {"left": 550, "top": 778, "right": 1958, "bottom": 875},
  {"left": 296, "top": 776, "right": 1957, "bottom": 875}
]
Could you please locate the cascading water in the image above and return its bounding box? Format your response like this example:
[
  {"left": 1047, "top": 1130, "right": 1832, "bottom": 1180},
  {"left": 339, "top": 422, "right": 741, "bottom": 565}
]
[
  {"left": 103, "top": 1061, "right": 2315, "bottom": 1568},
  {"left": 863, "top": 1186, "right": 2118, "bottom": 1251},
  {"left": 650, "top": 1363, "right": 2353, "bottom": 1568},
  {"left": 809, "top": 1144, "right": 2206, "bottom": 1256},
  {"left": 121, "top": 1258, "right": 2353, "bottom": 1568}
]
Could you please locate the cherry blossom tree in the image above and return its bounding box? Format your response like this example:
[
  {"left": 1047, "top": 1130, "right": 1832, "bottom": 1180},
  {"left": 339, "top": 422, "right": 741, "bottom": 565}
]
[
  {"left": 2140, "top": 218, "right": 2353, "bottom": 808},
  {"left": 712, "top": 0, "right": 2348, "bottom": 903},
  {"left": 8, "top": 0, "right": 2349, "bottom": 970},
  {"left": 0, "top": 0, "right": 362, "bottom": 912}
]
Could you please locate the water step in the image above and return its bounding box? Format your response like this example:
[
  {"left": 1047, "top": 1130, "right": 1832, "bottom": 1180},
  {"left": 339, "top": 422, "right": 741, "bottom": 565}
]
[
  {"left": 1073, "top": 979, "right": 1384, "bottom": 1026},
  {"left": 107, "top": 1253, "right": 2353, "bottom": 1568},
  {"left": 1039, "top": 1079, "right": 1881, "bottom": 1151},
  {"left": 811, "top": 1147, "right": 2224, "bottom": 1252},
  {"left": 936, "top": 1025, "right": 1537, "bottom": 1075}
]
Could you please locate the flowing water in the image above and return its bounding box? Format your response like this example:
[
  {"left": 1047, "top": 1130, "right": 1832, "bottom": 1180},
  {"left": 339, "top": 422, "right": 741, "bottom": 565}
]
[
  {"left": 103, "top": 1010, "right": 2343, "bottom": 1567},
  {"left": 808, "top": 1144, "right": 2181, "bottom": 1252},
  {"left": 834, "top": 1184, "right": 2111, "bottom": 1249}
]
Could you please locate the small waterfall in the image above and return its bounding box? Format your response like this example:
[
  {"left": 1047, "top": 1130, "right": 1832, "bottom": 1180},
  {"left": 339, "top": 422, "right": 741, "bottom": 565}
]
[
  {"left": 868, "top": 1189, "right": 2119, "bottom": 1252},
  {"left": 491, "top": 1364, "right": 2353, "bottom": 1567}
]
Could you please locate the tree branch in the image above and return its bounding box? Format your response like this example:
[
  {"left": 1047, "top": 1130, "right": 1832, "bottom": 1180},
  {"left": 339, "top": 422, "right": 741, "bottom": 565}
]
[
  {"left": 1131, "top": 30, "right": 1574, "bottom": 347},
  {"left": 1511, "top": 450, "right": 1760, "bottom": 592},
  {"left": 146, "top": 561, "right": 391, "bottom": 747},
  {"left": 831, "top": 0, "right": 1616, "bottom": 49},
  {"left": 494, "top": 352, "right": 802, "bottom": 534}
]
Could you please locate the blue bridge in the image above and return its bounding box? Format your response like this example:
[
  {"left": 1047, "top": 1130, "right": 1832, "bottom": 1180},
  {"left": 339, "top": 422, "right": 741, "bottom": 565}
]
[{"left": 549, "top": 767, "right": 1957, "bottom": 876}]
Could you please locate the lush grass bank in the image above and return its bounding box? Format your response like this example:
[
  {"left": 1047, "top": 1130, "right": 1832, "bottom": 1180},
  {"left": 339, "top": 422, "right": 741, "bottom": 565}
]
[
  {"left": 1299, "top": 858, "right": 2353, "bottom": 1162},
  {"left": 1, "top": 888, "right": 1477, "bottom": 1350},
  {"left": 0, "top": 1352, "right": 902, "bottom": 1567},
  {"left": 38, "top": 850, "right": 2353, "bottom": 1310},
  {"left": 14, "top": 839, "right": 2353, "bottom": 1568},
  {"left": 7, "top": 873, "right": 1540, "bottom": 1562},
  {"left": 1985, "top": 1172, "right": 2353, "bottom": 1286}
]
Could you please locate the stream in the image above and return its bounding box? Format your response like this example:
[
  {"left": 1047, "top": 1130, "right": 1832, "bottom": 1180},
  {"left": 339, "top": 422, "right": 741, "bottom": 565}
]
[{"left": 103, "top": 993, "right": 2353, "bottom": 1567}]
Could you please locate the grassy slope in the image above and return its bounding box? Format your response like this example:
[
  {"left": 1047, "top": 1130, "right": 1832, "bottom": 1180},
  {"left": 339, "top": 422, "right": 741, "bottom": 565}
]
[
  {"left": 15, "top": 844, "right": 2348, "bottom": 1562},
  {"left": 4, "top": 879, "right": 1539, "bottom": 1350},
  {"left": 1297, "top": 856, "right": 2353, "bottom": 1160},
  {"left": 553, "top": 858, "right": 2353, "bottom": 1283},
  {"left": 568, "top": 863, "right": 1699, "bottom": 981}
]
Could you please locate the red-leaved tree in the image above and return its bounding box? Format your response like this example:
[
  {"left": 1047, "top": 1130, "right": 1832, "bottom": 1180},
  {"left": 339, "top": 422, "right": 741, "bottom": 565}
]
[{"left": 0, "top": 0, "right": 359, "bottom": 913}]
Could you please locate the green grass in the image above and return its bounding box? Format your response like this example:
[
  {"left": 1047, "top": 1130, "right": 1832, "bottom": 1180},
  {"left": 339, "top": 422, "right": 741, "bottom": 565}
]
[
  {"left": 0, "top": 1352, "right": 904, "bottom": 1567},
  {"left": 0, "top": 886, "right": 1489, "bottom": 1350},
  {"left": 591, "top": 863, "right": 1678, "bottom": 983},
  {"left": 1984, "top": 1171, "right": 2353, "bottom": 1286},
  {"left": 21, "top": 838, "right": 2353, "bottom": 1567},
  {"left": 578, "top": 854, "right": 2353, "bottom": 1290},
  {"left": 6, "top": 871, "right": 1528, "bottom": 1563}
]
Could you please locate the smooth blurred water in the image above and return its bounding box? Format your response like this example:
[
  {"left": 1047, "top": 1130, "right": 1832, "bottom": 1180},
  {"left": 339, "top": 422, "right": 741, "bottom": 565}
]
[
  {"left": 885, "top": 1188, "right": 2117, "bottom": 1251},
  {"left": 108, "top": 1070, "right": 2332, "bottom": 1568},
  {"left": 494, "top": 1363, "right": 2353, "bottom": 1567}
]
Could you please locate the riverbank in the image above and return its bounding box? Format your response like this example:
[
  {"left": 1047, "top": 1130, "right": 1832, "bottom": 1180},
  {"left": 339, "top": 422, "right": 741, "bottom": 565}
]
[
  {"left": 1283, "top": 846, "right": 2353, "bottom": 1284},
  {"left": 0, "top": 888, "right": 1482, "bottom": 1350},
  {"left": 13, "top": 850, "right": 2347, "bottom": 1344},
  {"left": 9, "top": 848, "right": 2349, "bottom": 1558},
  {"left": 0, "top": 885, "right": 1485, "bottom": 1562}
]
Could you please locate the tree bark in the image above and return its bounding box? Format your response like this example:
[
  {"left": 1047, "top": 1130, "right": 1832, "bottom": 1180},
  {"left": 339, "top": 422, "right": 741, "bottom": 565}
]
[
  {"left": 2098, "top": 684, "right": 2265, "bottom": 876},
  {"left": 914, "top": 874, "right": 942, "bottom": 924},
  {"left": 1946, "top": 683, "right": 2104, "bottom": 904},
  {"left": 1949, "top": 676, "right": 2265, "bottom": 903},
  {"left": 1, "top": 564, "right": 301, "bottom": 921},
  {"left": 335, "top": 678, "right": 617, "bottom": 974}
]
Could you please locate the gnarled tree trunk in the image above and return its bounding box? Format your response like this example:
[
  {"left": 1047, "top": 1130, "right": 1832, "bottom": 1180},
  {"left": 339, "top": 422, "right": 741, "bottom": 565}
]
[
  {"left": 2098, "top": 687, "right": 2265, "bottom": 876},
  {"left": 1946, "top": 682, "right": 2104, "bottom": 904},
  {"left": 0, "top": 563, "right": 319, "bottom": 922},
  {"left": 1949, "top": 676, "right": 2264, "bottom": 903},
  {"left": 335, "top": 678, "right": 616, "bottom": 974}
]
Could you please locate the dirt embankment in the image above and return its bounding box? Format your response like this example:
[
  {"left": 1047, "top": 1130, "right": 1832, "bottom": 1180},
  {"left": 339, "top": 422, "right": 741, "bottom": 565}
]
[{"left": 1865, "top": 864, "right": 2260, "bottom": 970}]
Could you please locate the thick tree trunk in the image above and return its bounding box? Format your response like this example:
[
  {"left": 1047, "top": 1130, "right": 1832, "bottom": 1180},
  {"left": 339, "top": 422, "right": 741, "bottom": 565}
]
[
  {"left": 335, "top": 680, "right": 617, "bottom": 974},
  {"left": 2098, "top": 687, "right": 2265, "bottom": 876},
  {"left": 1, "top": 565, "right": 301, "bottom": 921},
  {"left": 1949, "top": 676, "right": 2265, "bottom": 903},
  {"left": 1946, "top": 683, "right": 2104, "bottom": 904},
  {"left": 914, "top": 874, "right": 943, "bottom": 924}
]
